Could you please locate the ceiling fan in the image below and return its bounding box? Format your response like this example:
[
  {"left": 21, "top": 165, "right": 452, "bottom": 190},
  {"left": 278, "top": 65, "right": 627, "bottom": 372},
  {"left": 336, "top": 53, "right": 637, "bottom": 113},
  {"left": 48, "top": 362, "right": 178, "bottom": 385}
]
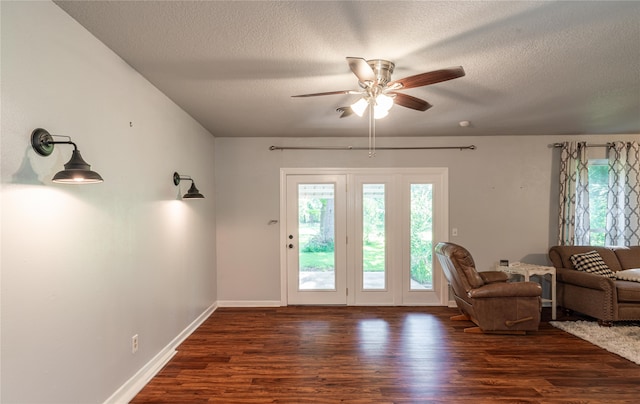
[
  {"left": 293, "top": 57, "right": 465, "bottom": 119},
  {"left": 292, "top": 57, "right": 465, "bottom": 156}
]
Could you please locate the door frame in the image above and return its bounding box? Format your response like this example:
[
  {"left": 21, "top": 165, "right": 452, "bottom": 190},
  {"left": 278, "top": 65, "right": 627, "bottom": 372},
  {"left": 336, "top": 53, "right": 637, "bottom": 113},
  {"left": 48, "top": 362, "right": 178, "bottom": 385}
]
[{"left": 280, "top": 167, "right": 449, "bottom": 306}]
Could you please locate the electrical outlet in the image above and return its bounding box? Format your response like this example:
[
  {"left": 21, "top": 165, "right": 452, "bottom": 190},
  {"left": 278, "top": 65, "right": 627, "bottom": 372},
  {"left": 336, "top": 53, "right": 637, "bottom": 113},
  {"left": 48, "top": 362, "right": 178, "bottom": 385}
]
[{"left": 132, "top": 334, "right": 139, "bottom": 354}]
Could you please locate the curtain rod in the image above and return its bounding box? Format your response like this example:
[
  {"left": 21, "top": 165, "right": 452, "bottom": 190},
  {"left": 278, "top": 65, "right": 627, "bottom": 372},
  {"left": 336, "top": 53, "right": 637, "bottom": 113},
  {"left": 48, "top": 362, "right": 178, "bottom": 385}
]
[
  {"left": 553, "top": 142, "right": 632, "bottom": 148},
  {"left": 269, "top": 145, "right": 476, "bottom": 151}
]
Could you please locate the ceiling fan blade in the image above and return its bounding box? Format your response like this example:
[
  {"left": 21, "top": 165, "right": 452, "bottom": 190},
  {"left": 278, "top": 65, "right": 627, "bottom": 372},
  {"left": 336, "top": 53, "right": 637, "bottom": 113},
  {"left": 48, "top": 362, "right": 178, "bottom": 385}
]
[
  {"left": 388, "top": 67, "right": 465, "bottom": 90},
  {"left": 292, "top": 90, "right": 355, "bottom": 97},
  {"left": 391, "top": 93, "right": 433, "bottom": 111},
  {"left": 336, "top": 106, "right": 354, "bottom": 118},
  {"left": 346, "top": 57, "right": 376, "bottom": 83}
]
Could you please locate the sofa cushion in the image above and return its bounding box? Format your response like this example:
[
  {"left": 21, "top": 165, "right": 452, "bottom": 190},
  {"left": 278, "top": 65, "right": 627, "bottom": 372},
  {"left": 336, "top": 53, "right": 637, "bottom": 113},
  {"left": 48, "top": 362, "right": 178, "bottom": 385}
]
[
  {"left": 570, "top": 251, "right": 616, "bottom": 278},
  {"left": 615, "top": 268, "right": 640, "bottom": 282},
  {"left": 616, "top": 280, "right": 640, "bottom": 303},
  {"left": 549, "top": 246, "right": 622, "bottom": 272},
  {"left": 612, "top": 247, "right": 640, "bottom": 270}
]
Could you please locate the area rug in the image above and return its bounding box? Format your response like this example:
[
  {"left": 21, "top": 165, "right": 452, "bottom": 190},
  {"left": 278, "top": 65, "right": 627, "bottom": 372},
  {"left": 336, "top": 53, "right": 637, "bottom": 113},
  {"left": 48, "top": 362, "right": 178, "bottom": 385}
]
[{"left": 550, "top": 320, "right": 640, "bottom": 365}]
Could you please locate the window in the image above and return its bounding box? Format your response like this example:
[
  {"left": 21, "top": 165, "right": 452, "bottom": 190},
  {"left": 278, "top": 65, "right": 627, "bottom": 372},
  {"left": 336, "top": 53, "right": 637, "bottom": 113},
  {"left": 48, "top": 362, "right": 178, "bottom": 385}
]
[
  {"left": 588, "top": 159, "right": 608, "bottom": 246},
  {"left": 559, "top": 141, "right": 639, "bottom": 247}
]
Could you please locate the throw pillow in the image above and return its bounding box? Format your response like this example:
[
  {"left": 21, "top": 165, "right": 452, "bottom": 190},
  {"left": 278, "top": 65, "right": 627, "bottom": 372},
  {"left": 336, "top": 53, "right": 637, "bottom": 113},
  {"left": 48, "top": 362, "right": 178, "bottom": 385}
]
[
  {"left": 570, "top": 250, "right": 616, "bottom": 278},
  {"left": 615, "top": 268, "right": 640, "bottom": 282}
]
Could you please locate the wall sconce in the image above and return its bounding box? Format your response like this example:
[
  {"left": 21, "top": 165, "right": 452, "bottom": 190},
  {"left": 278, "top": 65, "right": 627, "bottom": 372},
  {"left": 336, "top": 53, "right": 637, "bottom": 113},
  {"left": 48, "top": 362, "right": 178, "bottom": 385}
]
[
  {"left": 173, "top": 172, "right": 204, "bottom": 199},
  {"left": 31, "top": 128, "right": 103, "bottom": 184}
]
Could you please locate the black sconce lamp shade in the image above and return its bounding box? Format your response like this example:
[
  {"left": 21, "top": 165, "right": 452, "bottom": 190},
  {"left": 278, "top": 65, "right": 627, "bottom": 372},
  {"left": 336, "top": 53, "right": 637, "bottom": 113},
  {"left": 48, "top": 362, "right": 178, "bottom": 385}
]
[
  {"left": 31, "top": 128, "right": 103, "bottom": 184},
  {"left": 173, "top": 172, "right": 205, "bottom": 199},
  {"left": 184, "top": 182, "right": 205, "bottom": 199}
]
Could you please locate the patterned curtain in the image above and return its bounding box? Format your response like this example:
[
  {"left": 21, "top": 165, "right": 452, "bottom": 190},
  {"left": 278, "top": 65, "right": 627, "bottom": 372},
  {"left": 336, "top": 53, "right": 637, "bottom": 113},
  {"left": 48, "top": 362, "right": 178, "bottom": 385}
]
[
  {"left": 558, "top": 141, "right": 590, "bottom": 245},
  {"left": 606, "top": 141, "right": 640, "bottom": 246}
]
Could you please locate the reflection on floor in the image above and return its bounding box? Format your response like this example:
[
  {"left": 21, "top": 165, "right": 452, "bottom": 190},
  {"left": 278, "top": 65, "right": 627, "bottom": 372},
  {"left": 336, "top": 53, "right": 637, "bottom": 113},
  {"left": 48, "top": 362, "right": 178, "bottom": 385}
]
[{"left": 299, "top": 271, "right": 430, "bottom": 290}]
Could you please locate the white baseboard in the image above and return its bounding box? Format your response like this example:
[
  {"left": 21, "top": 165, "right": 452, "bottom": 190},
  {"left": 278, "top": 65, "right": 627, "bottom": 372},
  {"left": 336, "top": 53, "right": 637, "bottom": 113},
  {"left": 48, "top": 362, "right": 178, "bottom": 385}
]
[
  {"left": 103, "top": 302, "right": 218, "bottom": 404},
  {"left": 217, "top": 300, "right": 282, "bottom": 307}
]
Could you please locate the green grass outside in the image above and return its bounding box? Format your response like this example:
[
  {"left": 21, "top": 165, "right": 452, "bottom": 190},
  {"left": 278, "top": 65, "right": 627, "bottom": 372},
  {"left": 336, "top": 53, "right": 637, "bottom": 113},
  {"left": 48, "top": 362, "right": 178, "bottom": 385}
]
[
  {"left": 300, "top": 240, "right": 385, "bottom": 272},
  {"left": 297, "top": 223, "right": 432, "bottom": 285}
]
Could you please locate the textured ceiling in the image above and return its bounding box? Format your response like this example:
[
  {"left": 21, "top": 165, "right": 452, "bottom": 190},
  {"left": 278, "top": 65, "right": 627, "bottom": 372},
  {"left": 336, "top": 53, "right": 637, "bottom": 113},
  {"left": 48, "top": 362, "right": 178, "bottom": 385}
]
[{"left": 54, "top": 1, "right": 640, "bottom": 138}]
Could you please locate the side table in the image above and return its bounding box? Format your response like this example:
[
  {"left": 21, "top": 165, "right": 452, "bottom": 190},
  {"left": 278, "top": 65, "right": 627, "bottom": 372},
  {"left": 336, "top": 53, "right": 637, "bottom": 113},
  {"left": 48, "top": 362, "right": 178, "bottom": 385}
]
[{"left": 497, "top": 262, "right": 557, "bottom": 320}]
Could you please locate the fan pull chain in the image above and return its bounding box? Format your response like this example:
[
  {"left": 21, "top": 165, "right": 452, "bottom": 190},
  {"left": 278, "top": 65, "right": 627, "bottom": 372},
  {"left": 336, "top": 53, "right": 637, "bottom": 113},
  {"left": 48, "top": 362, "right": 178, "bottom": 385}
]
[{"left": 368, "top": 102, "right": 376, "bottom": 157}]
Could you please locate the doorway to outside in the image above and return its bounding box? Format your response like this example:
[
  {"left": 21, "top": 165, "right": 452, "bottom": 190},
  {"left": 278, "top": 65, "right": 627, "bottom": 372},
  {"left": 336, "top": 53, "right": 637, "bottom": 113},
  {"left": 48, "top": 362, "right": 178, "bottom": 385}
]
[{"left": 281, "top": 168, "right": 449, "bottom": 306}]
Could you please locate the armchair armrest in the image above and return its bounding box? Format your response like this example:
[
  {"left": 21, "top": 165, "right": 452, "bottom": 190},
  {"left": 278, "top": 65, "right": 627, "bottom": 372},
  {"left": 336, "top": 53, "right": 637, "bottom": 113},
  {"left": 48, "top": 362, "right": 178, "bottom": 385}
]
[
  {"left": 468, "top": 281, "right": 541, "bottom": 298},
  {"left": 479, "top": 271, "right": 509, "bottom": 284},
  {"left": 556, "top": 267, "right": 616, "bottom": 291}
]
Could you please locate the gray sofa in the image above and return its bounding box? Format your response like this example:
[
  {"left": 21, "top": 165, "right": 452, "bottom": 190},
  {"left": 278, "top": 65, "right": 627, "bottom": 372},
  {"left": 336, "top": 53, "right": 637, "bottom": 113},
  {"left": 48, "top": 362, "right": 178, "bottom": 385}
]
[{"left": 548, "top": 245, "right": 640, "bottom": 325}]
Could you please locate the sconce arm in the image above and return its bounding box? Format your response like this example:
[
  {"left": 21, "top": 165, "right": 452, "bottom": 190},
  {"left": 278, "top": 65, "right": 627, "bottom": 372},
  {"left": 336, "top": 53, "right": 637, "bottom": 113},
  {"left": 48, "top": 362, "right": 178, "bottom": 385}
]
[
  {"left": 31, "top": 128, "right": 78, "bottom": 156},
  {"left": 173, "top": 172, "right": 194, "bottom": 186}
]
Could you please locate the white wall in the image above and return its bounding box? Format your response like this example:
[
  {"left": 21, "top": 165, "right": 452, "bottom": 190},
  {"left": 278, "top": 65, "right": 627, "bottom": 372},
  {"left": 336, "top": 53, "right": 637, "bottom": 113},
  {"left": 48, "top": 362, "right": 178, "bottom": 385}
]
[
  {"left": 1, "top": 2, "right": 216, "bottom": 403},
  {"left": 214, "top": 134, "right": 638, "bottom": 304}
]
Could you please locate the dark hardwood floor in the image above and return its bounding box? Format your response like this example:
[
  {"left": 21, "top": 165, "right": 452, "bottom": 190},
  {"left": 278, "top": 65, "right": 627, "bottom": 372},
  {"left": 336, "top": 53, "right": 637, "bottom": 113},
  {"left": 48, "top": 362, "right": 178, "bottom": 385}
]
[{"left": 131, "top": 306, "right": 640, "bottom": 403}]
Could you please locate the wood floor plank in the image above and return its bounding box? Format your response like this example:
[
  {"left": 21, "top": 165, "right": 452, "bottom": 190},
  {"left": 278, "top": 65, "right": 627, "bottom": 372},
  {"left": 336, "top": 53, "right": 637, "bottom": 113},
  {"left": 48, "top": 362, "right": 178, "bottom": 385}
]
[{"left": 131, "top": 306, "right": 640, "bottom": 403}]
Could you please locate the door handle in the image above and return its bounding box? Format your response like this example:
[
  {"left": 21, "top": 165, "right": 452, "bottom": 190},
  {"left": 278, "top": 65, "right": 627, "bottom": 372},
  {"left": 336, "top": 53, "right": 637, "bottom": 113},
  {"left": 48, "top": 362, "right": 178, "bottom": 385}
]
[{"left": 288, "top": 243, "right": 294, "bottom": 249}]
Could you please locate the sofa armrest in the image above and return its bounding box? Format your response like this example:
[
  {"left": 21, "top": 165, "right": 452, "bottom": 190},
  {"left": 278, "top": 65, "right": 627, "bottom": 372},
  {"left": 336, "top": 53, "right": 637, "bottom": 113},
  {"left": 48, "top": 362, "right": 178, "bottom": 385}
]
[
  {"left": 479, "top": 271, "right": 509, "bottom": 284},
  {"left": 468, "top": 281, "right": 541, "bottom": 298},
  {"left": 556, "top": 267, "right": 616, "bottom": 291}
]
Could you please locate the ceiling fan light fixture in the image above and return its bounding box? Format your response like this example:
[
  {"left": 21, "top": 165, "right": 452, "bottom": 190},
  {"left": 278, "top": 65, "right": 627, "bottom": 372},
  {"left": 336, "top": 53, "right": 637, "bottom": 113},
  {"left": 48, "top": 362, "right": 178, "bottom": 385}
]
[
  {"left": 352, "top": 94, "right": 394, "bottom": 119},
  {"left": 351, "top": 98, "right": 369, "bottom": 117},
  {"left": 375, "top": 93, "right": 394, "bottom": 112},
  {"left": 373, "top": 108, "right": 389, "bottom": 119},
  {"left": 292, "top": 57, "right": 466, "bottom": 155}
]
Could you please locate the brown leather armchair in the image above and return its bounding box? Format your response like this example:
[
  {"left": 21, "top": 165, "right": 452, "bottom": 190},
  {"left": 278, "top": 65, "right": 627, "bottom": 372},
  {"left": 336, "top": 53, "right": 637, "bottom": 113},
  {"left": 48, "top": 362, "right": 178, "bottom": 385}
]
[{"left": 435, "top": 242, "right": 542, "bottom": 334}]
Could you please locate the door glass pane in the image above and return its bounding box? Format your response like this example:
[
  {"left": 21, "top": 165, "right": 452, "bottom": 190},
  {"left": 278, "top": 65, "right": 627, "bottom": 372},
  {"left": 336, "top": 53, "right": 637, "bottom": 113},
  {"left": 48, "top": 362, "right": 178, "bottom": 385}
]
[
  {"left": 362, "top": 184, "right": 386, "bottom": 289},
  {"left": 298, "top": 184, "right": 335, "bottom": 290},
  {"left": 410, "top": 184, "right": 433, "bottom": 290}
]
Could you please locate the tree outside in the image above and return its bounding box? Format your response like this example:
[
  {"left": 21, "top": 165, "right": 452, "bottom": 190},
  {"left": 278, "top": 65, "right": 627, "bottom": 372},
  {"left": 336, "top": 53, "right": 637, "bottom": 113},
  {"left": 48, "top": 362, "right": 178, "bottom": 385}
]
[
  {"left": 588, "top": 163, "right": 608, "bottom": 246},
  {"left": 298, "top": 186, "right": 335, "bottom": 272},
  {"left": 410, "top": 184, "right": 433, "bottom": 288}
]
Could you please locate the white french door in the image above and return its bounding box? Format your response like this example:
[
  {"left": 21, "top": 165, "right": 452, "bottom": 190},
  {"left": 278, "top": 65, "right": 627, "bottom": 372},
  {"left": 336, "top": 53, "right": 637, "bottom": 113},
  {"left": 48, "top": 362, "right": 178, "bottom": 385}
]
[
  {"left": 281, "top": 169, "right": 448, "bottom": 306},
  {"left": 352, "top": 174, "right": 396, "bottom": 305},
  {"left": 285, "top": 175, "right": 347, "bottom": 304}
]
